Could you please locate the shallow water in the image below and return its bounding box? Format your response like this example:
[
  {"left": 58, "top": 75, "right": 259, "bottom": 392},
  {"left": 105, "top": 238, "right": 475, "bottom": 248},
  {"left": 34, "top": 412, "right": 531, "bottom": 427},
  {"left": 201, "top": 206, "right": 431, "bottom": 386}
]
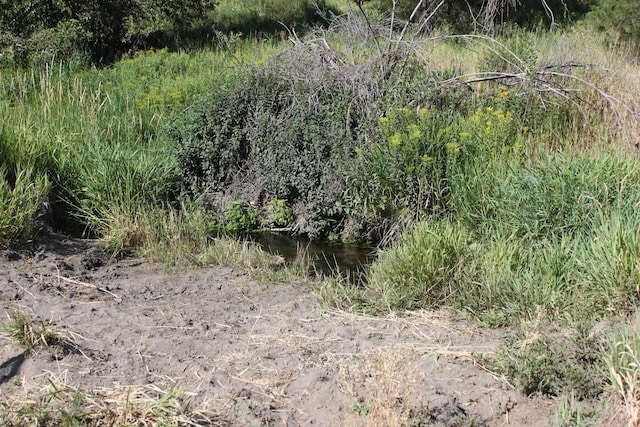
[{"left": 254, "top": 232, "right": 376, "bottom": 278}]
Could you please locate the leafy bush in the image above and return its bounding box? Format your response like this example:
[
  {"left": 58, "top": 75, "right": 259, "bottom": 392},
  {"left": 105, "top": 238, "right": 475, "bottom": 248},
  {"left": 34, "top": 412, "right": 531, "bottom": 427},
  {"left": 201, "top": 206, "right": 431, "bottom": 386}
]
[
  {"left": 247, "top": 71, "right": 364, "bottom": 237},
  {"left": 507, "top": 0, "right": 595, "bottom": 28},
  {"left": 0, "top": 0, "right": 217, "bottom": 65},
  {"left": 26, "top": 20, "right": 91, "bottom": 67},
  {"left": 172, "top": 71, "right": 253, "bottom": 195},
  {"left": 172, "top": 61, "right": 368, "bottom": 238},
  {"left": 223, "top": 201, "right": 260, "bottom": 233},
  {"left": 266, "top": 199, "right": 294, "bottom": 228}
]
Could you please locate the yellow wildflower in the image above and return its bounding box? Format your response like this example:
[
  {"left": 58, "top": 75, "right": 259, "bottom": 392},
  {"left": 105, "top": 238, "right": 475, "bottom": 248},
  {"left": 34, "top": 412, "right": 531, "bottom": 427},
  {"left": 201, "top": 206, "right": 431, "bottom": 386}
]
[
  {"left": 389, "top": 133, "right": 402, "bottom": 148},
  {"left": 407, "top": 124, "right": 421, "bottom": 140},
  {"left": 445, "top": 142, "right": 461, "bottom": 154},
  {"left": 498, "top": 87, "right": 511, "bottom": 98}
]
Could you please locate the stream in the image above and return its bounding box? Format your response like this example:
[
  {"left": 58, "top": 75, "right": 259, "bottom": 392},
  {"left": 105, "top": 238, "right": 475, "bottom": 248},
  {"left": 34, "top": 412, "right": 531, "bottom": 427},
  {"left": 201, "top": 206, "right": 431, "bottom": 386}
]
[{"left": 254, "top": 232, "right": 376, "bottom": 280}]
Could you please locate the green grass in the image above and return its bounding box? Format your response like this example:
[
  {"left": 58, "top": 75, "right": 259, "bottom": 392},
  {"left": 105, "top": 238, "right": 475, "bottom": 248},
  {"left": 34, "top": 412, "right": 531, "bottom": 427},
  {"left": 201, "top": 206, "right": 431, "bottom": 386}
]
[
  {"left": 1, "top": 311, "right": 62, "bottom": 354},
  {"left": 211, "top": 0, "right": 335, "bottom": 34},
  {"left": 0, "top": 43, "right": 312, "bottom": 282},
  {"left": 0, "top": 164, "right": 49, "bottom": 248},
  {"left": 2, "top": 13, "right": 640, "bottom": 424},
  {"left": 0, "top": 45, "right": 281, "bottom": 249},
  {"left": 320, "top": 43, "right": 640, "bottom": 408},
  {"left": 333, "top": 150, "right": 640, "bottom": 325}
]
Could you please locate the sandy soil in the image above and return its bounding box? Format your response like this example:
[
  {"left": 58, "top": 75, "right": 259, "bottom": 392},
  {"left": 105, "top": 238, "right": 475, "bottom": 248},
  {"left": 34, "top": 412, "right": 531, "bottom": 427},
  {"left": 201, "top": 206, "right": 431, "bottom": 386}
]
[{"left": 0, "top": 232, "right": 555, "bottom": 426}]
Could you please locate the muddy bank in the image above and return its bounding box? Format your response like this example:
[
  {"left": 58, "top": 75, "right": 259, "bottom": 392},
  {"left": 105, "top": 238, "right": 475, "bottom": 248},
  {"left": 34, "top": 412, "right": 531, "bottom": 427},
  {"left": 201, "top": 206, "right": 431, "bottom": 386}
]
[{"left": 0, "top": 234, "right": 554, "bottom": 426}]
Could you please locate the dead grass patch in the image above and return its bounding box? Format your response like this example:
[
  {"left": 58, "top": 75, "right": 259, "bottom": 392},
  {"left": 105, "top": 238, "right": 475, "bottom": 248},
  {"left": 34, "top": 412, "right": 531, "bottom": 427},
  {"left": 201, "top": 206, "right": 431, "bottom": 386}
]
[
  {"left": 0, "top": 372, "right": 223, "bottom": 426},
  {"left": 338, "top": 348, "right": 419, "bottom": 427}
]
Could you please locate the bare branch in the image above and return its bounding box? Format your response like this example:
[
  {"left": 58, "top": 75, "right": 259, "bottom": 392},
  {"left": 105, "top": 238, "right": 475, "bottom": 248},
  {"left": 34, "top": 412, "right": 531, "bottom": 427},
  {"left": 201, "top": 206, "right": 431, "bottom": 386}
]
[{"left": 415, "top": 0, "right": 446, "bottom": 36}]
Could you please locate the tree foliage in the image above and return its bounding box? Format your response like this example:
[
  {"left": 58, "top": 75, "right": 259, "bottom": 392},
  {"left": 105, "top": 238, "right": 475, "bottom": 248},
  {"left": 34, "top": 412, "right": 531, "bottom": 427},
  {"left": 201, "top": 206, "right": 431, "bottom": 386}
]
[
  {"left": 0, "top": 0, "right": 216, "bottom": 65},
  {"left": 587, "top": 0, "right": 640, "bottom": 45}
]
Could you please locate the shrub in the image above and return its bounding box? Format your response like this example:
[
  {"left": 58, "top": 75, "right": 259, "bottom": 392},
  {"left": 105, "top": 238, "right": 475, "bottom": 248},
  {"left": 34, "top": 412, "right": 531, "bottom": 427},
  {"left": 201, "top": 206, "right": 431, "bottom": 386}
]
[
  {"left": 266, "top": 199, "right": 294, "bottom": 228},
  {"left": 172, "top": 70, "right": 253, "bottom": 195},
  {"left": 172, "top": 59, "right": 368, "bottom": 238},
  {"left": 246, "top": 71, "right": 364, "bottom": 238},
  {"left": 0, "top": 0, "right": 218, "bottom": 65},
  {"left": 26, "top": 20, "right": 90, "bottom": 67},
  {"left": 223, "top": 201, "right": 260, "bottom": 234},
  {"left": 0, "top": 31, "right": 25, "bottom": 68}
]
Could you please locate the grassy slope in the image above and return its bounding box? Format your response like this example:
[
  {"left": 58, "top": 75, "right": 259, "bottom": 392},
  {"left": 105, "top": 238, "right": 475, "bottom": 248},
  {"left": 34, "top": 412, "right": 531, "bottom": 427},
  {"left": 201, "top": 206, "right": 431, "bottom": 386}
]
[{"left": 1, "top": 13, "right": 640, "bottom": 424}]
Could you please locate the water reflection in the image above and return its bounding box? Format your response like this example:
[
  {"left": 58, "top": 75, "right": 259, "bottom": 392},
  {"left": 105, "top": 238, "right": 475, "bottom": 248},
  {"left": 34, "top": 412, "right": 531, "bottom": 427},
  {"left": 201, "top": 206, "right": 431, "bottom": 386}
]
[{"left": 254, "top": 232, "right": 376, "bottom": 280}]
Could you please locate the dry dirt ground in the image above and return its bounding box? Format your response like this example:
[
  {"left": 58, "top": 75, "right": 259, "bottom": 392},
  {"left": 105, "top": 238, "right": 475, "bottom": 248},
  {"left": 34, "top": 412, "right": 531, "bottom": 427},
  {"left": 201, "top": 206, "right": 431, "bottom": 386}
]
[{"left": 0, "top": 233, "right": 555, "bottom": 426}]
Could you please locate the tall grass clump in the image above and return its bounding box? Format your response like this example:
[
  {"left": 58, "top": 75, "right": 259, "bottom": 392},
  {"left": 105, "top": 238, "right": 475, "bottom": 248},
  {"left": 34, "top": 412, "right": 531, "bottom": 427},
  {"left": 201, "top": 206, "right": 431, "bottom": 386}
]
[
  {"left": 0, "top": 165, "right": 49, "bottom": 248},
  {"left": 365, "top": 219, "right": 473, "bottom": 311},
  {"left": 0, "top": 62, "right": 177, "bottom": 248},
  {"left": 0, "top": 48, "right": 261, "bottom": 251},
  {"left": 605, "top": 318, "right": 640, "bottom": 426},
  {"left": 355, "top": 150, "right": 640, "bottom": 324},
  {"left": 452, "top": 153, "right": 640, "bottom": 241},
  {"left": 1, "top": 311, "right": 62, "bottom": 354},
  {"left": 0, "top": 126, "right": 51, "bottom": 247}
]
